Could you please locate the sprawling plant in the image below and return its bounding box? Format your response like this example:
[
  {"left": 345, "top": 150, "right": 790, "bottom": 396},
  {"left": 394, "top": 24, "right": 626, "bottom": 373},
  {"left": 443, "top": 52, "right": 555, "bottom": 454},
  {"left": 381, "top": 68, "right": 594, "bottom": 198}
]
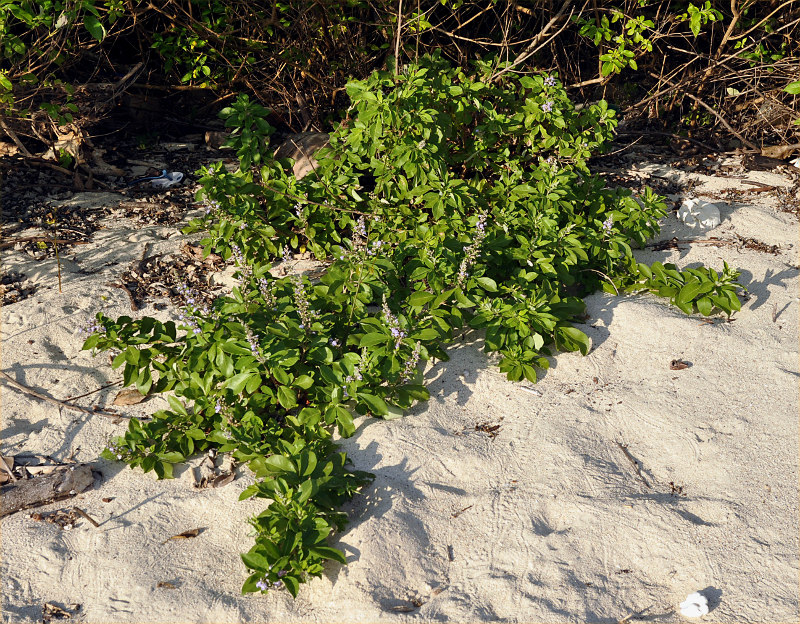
[{"left": 83, "top": 54, "right": 742, "bottom": 596}]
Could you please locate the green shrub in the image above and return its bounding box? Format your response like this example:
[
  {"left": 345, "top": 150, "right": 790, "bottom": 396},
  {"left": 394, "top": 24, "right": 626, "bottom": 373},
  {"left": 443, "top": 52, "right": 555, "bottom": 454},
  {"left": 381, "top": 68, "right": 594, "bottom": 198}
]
[{"left": 83, "top": 55, "right": 742, "bottom": 596}]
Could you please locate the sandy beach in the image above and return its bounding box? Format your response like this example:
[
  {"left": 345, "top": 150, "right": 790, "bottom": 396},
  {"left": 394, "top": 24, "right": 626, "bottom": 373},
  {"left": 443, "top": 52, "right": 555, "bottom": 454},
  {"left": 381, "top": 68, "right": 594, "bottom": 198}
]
[{"left": 1, "top": 154, "right": 798, "bottom": 622}]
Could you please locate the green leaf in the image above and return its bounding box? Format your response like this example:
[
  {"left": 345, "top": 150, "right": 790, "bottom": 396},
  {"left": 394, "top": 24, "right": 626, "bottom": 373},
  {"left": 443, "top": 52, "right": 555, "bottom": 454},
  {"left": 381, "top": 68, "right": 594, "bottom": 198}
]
[
  {"left": 359, "top": 332, "right": 388, "bottom": 347},
  {"left": 111, "top": 351, "right": 126, "bottom": 369},
  {"left": 336, "top": 406, "right": 355, "bottom": 437},
  {"left": 357, "top": 392, "right": 389, "bottom": 416},
  {"left": 696, "top": 296, "right": 713, "bottom": 316},
  {"left": 124, "top": 346, "right": 140, "bottom": 365},
  {"left": 83, "top": 15, "right": 106, "bottom": 41},
  {"left": 227, "top": 372, "right": 254, "bottom": 394},
  {"left": 261, "top": 455, "right": 296, "bottom": 474},
  {"left": 785, "top": 81, "right": 800, "bottom": 95},
  {"left": 408, "top": 291, "right": 436, "bottom": 307},
  {"left": 153, "top": 461, "right": 173, "bottom": 479},
  {"left": 310, "top": 546, "right": 347, "bottom": 565},
  {"left": 159, "top": 451, "right": 185, "bottom": 463},
  {"left": 676, "top": 280, "right": 704, "bottom": 306},
  {"left": 241, "top": 551, "right": 270, "bottom": 572},
  {"left": 555, "top": 326, "right": 591, "bottom": 356},
  {"left": 476, "top": 276, "right": 498, "bottom": 292},
  {"left": 167, "top": 395, "right": 188, "bottom": 415},
  {"left": 282, "top": 575, "right": 300, "bottom": 598},
  {"left": 277, "top": 385, "right": 297, "bottom": 409}
]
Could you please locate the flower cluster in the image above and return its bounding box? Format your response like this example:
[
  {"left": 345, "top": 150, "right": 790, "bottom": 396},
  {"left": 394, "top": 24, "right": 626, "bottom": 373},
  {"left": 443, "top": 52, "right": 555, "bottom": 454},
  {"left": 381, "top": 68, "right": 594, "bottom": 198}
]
[
  {"left": 457, "top": 211, "right": 488, "bottom": 289},
  {"left": 203, "top": 199, "right": 220, "bottom": 215},
  {"left": 294, "top": 203, "right": 304, "bottom": 222},
  {"left": 245, "top": 326, "right": 265, "bottom": 363},
  {"left": 77, "top": 317, "right": 106, "bottom": 337},
  {"left": 365, "top": 239, "right": 385, "bottom": 257},
  {"left": 255, "top": 569, "right": 288, "bottom": 592},
  {"left": 602, "top": 215, "right": 614, "bottom": 235},
  {"left": 352, "top": 215, "right": 368, "bottom": 249},
  {"left": 382, "top": 296, "right": 406, "bottom": 350},
  {"left": 542, "top": 100, "right": 554, "bottom": 113},
  {"left": 544, "top": 74, "right": 557, "bottom": 87},
  {"left": 174, "top": 284, "right": 211, "bottom": 335},
  {"left": 292, "top": 275, "right": 316, "bottom": 330},
  {"left": 399, "top": 341, "right": 421, "bottom": 384},
  {"left": 258, "top": 277, "right": 276, "bottom": 306},
  {"left": 230, "top": 243, "right": 253, "bottom": 282},
  {"left": 106, "top": 439, "right": 126, "bottom": 460}
]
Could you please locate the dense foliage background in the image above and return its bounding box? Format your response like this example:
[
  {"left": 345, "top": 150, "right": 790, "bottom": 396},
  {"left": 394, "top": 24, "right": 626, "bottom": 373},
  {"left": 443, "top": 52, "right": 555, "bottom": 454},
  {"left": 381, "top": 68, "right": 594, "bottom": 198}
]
[{"left": 1, "top": 0, "right": 798, "bottom": 155}]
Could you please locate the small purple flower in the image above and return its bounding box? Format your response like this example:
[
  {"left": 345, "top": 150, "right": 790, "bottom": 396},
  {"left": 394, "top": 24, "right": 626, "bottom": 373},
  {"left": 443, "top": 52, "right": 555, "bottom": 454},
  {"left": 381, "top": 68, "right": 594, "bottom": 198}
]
[
  {"left": 256, "top": 578, "right": 269, "bottom": 591},
  {"left": 457, "top": 211, "right": 488, "bottom": 289},
  {"left": 215, "top": 400, "right": 222, "bottom": 414},
  {"left": 330, "top": 338, "right": 340, "bottom": 347},
  {"left": 602, "top": 215, "right": 614, "bottom": 234},
  {"left": 544, "top": 75, "right": 557, "bottom": 87},
  {"left": 246, "top": 328, "right": 260, "bottom": 355},
  {"left": 542, "top": 100, "right": 553, "bottom": 113},
  {"left": 292, "top": 275, "right": 316, "bottom": 330},
  {"left": 355, "top": 215, "right": 367, "bottom": 240},
  {"left": 229, "top": 243, "right": 253, "bottom": 282},
  {"left": 400, "top": 341, "right": 422, "bottom": 384},
  {"left": 258, "top": 277, "right": 276, "bottom": 306}
]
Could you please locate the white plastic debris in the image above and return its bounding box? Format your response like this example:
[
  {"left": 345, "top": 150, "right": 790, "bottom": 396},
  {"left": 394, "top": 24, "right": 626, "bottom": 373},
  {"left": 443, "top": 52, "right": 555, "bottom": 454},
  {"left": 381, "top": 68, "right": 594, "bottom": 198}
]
[
  {"left": 790, "top": 156, "right": 800, "bottom": 169},
  {"left": 151, "top": 171, "right": 184, "bottom": 189},
  {"left": 680, "top": 592, "right": 709, "bottom": 618},
  {"left": 677, "top": 198, "right": 721, "bottom": 229}
]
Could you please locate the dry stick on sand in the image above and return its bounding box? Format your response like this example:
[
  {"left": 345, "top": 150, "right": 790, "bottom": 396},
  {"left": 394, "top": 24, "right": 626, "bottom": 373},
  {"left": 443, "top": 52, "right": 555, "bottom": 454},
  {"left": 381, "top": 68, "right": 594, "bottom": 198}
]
[
  {"left": 72, "top": 506, "right": 100, "bottom": 528},
  {"left": 616, "top": 442, "right": 651, "bottom": 488},
  {"left": 0, "top": 370, "right": 135, "bottom": 422}
]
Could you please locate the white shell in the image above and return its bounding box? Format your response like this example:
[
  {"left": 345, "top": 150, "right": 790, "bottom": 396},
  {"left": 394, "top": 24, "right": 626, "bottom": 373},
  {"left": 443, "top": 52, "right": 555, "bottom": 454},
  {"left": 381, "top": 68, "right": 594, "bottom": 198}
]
[
  {"left": 151, "top": 171, "right": 184, "bottom": 189},
  {"left": 790, "top": 156, "right": 800, "bottom": 169},
  {"left": 677, "top": 198, "right": 721, "bottom": 229},
  {"left": 679, "top": 592, "right": 710, "bottom": 617}
]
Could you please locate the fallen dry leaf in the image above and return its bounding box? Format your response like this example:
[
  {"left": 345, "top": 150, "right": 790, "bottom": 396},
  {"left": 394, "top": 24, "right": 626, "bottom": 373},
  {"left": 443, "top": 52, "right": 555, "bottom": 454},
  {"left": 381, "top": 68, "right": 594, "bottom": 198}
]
[
  {"left": 163, "top": 527, "right": 204, "bottom": 543},
  {"left": 101, "top": 497, "right": 114, "bottom": 503},
  {"left": 112, "top": 388, "right": 146, "bottom": 406},
  {"left": 670, "top": 359, "right": 690, "bottom": 370},
  {"left": 43, "top": 602, "right": 80, "bottom": 622},
  {"left": 157, "top": 581, "right": 177, "bottom": 589},
  {"left": 209, "top": 472, "right": 235, "bottom": 488}
]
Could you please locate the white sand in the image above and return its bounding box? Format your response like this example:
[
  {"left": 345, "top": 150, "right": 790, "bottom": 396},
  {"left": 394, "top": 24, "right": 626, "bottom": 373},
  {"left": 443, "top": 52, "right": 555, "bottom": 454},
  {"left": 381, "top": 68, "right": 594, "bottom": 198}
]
[{"left": 2, "top": 163, "right": 798, "bottom": 622}]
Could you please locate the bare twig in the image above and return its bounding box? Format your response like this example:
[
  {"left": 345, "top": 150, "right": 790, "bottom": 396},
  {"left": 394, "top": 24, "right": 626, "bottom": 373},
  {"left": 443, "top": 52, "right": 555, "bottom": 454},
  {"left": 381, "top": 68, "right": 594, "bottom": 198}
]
[
  {"left": 616, "top": 442, "right": 650, "bottom": 488},
  {"left": 394, "top": 0, "right": 404, "bottom": 76},
  {"left": 0, "top": 370, "right": 131, "bottom": 422},
  {"left": 0, "top": 458, "right": 17, "bottom": 482},
  {"left": 72, "top": 506, "right": 100, "bottom": 527},
  {"left": 0, "top": 237, "right": 87, "bottom": 250},
  {"left": 648, "top": 72, "right": 758, "bottom": 151},
  {"left": 106, "top": 281, "right": 139, "bottom": 311},
  {"left": 490, "top": 0, "right": 576, "bottom": 83},
  {"left": 0, "top": 118, "right": 33, "bottom": 157}
]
